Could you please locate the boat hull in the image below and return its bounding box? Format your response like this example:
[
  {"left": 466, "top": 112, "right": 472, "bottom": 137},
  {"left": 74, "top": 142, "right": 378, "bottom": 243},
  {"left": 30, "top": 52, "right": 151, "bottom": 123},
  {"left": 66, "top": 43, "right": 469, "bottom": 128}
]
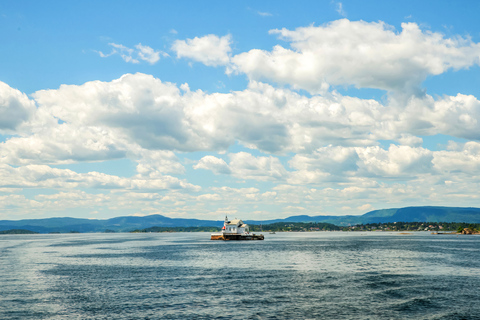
[{"left": 211, "top": 233, "right": 264, "bottom": 240}]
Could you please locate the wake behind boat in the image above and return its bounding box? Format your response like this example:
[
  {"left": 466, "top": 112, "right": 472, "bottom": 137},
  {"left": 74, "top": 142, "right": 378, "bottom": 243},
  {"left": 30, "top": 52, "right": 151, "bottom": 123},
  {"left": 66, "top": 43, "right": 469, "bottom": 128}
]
[{"left": 211, "top": 216, "right": 264, "bottom": 240}]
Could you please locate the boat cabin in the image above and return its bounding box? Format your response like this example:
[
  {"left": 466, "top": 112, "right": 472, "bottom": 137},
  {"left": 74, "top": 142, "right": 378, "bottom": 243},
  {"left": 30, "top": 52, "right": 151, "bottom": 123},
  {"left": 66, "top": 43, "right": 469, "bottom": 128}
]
[{"left": 223, "top": 216, "right": 249, "bottom": 234}]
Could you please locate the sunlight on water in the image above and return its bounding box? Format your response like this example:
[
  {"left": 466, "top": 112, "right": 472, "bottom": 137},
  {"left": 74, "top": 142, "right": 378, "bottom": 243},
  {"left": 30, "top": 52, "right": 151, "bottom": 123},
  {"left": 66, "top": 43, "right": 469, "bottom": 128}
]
[{"left": 1, "top": 232, "right": 479, "bottom": 319}]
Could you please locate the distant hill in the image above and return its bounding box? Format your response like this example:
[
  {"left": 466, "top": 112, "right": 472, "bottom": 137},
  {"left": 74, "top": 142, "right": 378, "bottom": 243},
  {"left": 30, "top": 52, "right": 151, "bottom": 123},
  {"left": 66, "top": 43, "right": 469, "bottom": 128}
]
[
  {"left": 274, "top": 206, "right": 480, "bottom": 225},
  {"left": 360, "top": 206, "right": 480, "bottom": 224},
  {"left": 1, "top": 206, "right": 480, "bottom": 233},
  {"left": 0, "top": 215, "right": 223, "bottom": 233}
]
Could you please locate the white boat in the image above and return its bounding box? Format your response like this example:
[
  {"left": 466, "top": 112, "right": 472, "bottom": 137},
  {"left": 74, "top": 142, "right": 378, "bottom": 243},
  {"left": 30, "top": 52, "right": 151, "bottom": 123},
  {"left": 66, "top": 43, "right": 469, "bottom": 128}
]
[{"left": 211, "top": 216, "right": 264, "bottom": 240}]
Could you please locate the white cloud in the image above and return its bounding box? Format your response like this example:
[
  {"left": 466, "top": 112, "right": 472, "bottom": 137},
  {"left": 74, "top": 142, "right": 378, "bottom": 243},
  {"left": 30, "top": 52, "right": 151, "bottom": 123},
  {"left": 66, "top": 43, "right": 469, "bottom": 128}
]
[
  {"left": 2, "top": 71, "right": 480, "bottom": 219},
  {"left": 388, "top": 93, "right": 480, "bottom": 141},
  {"left": 211, "top": 186, "right": 260, "bottom": 195},
  {"left": 0, "top": 125, "right": 127, "bottom": 165},
  {"left": 31, "top": 73, "right": 200, "bottom": 152},
  {"left": 288, "top": 145, "right": 359, "bottom": 184},
  {"left": 287, "top": 145, "right": 435, "bottom": 185},
  {"left": 257, "top": 11, "right": 272, "bottom": 17},
  {"left": 194, "top": 152, "right": 288, "bottom": 181},
  {"left": 0, "top": 81, "right": 36, "bottom": 132},
  {"left": 335, "top": 2, "right": 346, "bottom": 17},
  {"left": 0, "top": 163, "right": 200, "bottom": 192},
  {"left": 135, "top": 150, "right": 185, "bottom": 175},
  {"left": 196, "top": 193, "right": 222, "bottom": 201},
  {"left": 356, "top": 145, "right": 434, "bottom": 177},
  {"left": 290, "top": 145, "right": 359, "bottom": 173},
  {"left": 102, "top": 43, "right": 139, "bottom": 63},
  {"left": 172, "top": 34, "right": 232, "bottom": 66},
  {"left": 5, "top": 17, "right": 480, "bottom": 220},
  {"left": 98, "top": 42, "right": 165, "bottom": 64},
  {"left": 230, "top": 19, "right": 480, "bottom": 94},
  {"left": 135, "top": 43, "right": 163, "bottom": 64},
  {"left": 396, "top": 134, "right": 423, "bottom": 147},
  {"left": 28, "top": 74, "right": 295, "bottom": 154},
  {"left": 1, "top": 74, "right": 479, "bottom": 168},
  {"left": 194, "top": 156, "right": 231, "bottom": 174},
  {"left": 357, "top": 203, "right": 373, "bottom": 212},
  {"left": 228, "top": 152, "right": 288, "bottom": 181},
  {"left": 433, "top": 141, "right": 480, "bottom": 174},
  {"left": 0, "top": 194, "right": 42, "bottom": 212}
]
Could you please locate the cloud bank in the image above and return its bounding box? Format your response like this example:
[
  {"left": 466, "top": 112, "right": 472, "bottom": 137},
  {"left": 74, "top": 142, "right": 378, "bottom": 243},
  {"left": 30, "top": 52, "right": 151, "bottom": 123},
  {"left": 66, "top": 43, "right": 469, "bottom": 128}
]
[{"left": 2, "top": 18, "right": 480, "bottom": 220}]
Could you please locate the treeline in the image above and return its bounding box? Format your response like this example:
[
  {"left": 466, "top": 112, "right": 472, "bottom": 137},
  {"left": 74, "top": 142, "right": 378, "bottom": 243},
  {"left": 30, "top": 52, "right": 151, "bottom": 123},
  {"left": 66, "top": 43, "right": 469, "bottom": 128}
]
[
  {"left": 130, "top": 221, "right": 480, "bottom": 233},
  {"left": 240, "top": 221, "right": 480, "bottom": 232},
  {"left": 0, "top": 229, "right": 39, "bottom": 234},
  {"left": 5, "top": 222, "right": 480, "bottom": 234},
  {"left": 130, "top": 226, "right": 220, "bottom": 233},
  {"left": 249, "top": 222, "right": 341, "bottom": 232},
  {"left": 345, "top": 222, "right": 480, "bottom": 232},
  {"left": 130, "top": 222, "right": 341, "bottom": 233}
]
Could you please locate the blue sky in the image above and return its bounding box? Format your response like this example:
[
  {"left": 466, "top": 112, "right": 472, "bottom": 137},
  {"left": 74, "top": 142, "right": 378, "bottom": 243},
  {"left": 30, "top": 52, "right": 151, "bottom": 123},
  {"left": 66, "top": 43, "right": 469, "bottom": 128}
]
[{"left": 1, "top": 1, "right": 480, "bottom": 220}]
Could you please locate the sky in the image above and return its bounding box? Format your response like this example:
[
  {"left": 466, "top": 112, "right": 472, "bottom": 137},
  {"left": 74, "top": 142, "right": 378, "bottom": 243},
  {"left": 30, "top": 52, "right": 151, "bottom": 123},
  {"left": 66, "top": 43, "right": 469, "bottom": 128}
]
[{"left": 1, "top": 0, "right": 480, "bottom": 221}]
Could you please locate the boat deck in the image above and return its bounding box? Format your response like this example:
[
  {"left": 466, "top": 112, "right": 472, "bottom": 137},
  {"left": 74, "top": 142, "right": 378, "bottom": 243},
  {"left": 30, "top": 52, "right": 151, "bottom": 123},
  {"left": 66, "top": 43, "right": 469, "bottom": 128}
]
[{"left": 211, "top": 233, "right": 264, "bottom": 240}]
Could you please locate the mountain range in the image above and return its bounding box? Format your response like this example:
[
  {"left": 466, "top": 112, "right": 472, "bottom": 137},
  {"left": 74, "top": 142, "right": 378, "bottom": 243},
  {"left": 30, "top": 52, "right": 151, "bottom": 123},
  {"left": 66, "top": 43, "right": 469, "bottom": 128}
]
[{"left": 1, "top": 206, "right": 480, "bottom": 233}]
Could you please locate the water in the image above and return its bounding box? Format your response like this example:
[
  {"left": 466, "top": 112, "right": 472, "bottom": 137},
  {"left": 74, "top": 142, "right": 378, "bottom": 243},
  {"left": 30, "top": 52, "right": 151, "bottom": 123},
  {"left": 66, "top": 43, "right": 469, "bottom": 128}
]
[{"left": 1, "top": 232, "right": 480, "bottom": 319}]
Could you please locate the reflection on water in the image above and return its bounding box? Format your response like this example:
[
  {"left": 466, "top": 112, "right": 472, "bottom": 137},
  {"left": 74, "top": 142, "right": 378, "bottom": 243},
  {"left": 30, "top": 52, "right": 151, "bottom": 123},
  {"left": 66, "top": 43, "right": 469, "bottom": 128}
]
[{"left": 1, "top": 232, "right": 479, "bottom": 319}]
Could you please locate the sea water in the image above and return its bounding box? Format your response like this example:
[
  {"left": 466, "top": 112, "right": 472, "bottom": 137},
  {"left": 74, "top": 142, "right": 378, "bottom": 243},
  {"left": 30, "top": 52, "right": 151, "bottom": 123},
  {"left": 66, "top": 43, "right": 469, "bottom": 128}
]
[{"left": 1, "top": 232, "right": 480, "bottom": 319}]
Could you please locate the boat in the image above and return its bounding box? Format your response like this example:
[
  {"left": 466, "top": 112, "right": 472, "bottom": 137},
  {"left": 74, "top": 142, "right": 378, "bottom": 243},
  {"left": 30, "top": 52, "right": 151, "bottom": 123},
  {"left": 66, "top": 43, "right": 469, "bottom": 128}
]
[{"left": 211, "top": 216, "right": 264, "bottom": 240}]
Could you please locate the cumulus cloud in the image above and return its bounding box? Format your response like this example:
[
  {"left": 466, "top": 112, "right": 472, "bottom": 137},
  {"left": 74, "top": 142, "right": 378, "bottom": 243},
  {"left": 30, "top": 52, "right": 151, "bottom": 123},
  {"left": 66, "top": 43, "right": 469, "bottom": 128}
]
[
  {"left": 211, "top": 186, "right": 260, "bottom": 200},
  {"left": 31, "top": 73, "right": 199, "bottom": 152},
  {"left": 287, "top": 145, "right": 435, "bottom": 185},
  {"left": 0, "top": 163, "right": 200, "bottom": 192},
  {"left": 0, "top": 194, "right": 41, "bottom": 212},
  {"left": 228, "top": 152, "right": 288, "bottom": 181},
  {"left": 356, "top": 145, "right": 434, "bottom": 177},
  {"left": 288, "top": 145, "right": 359, "bottom": 184},
  {"left": 5, "top": 18, "right": 480, "bottom": 219},
  {"left": 196, "top": 193, "right": 222, "bottom": 201},
  {"left": 194, "top": 152, "right": 288, "bottom": 181},
  {"left": 230, "top": 19, "right": 480, "bottom": 94},
  {"left": 0, "top": 125, "right": 127, "bottom": 165},
  {"left": 194, "top": 156, "right": 231, "bottom": 174},
  {"left": 2, "top": 72, "right": 480, "bottom": 219},
  {"left": 135, "top": 150, "right": 185, "bottom": 175},
  {"left": 172, "top": 34, "right": 232, "bottom": 66},
  {"left": 28, "top": 74, "right": 296, "bottom": 154},
  {"left": 0, "top": 81, "right": 36, "bottom": 132},
  {"left": 433, "top": 141, "right": 480, "bottom": 174},
  {"left": 385, "top": 93, "right": 480, "bottom": 141},
  {"left": 396, "top": 134, "right": 423, "bottom": 147},
  {"left": 1, "top": 73, "right": 478, "bottom": 168},
  {"left": 286, "top": 141, "right": 480, "bottom": 189},
  {"left": 419, "top": 94, "right": 480, "bottom": 140}
]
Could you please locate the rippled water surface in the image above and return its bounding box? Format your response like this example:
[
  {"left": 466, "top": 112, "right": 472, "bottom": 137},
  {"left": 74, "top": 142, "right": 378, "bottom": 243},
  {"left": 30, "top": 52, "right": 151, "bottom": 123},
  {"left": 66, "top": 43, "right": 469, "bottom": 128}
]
[{"left": 1, "top": 232, "right": 480, "bottom": 319}]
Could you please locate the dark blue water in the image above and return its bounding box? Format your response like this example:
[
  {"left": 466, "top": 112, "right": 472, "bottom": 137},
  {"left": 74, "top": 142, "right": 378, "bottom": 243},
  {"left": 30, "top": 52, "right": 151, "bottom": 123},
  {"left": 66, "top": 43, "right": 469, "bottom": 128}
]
[{"left": 1, "top": 232, "right": 480, "bottom": 319}]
